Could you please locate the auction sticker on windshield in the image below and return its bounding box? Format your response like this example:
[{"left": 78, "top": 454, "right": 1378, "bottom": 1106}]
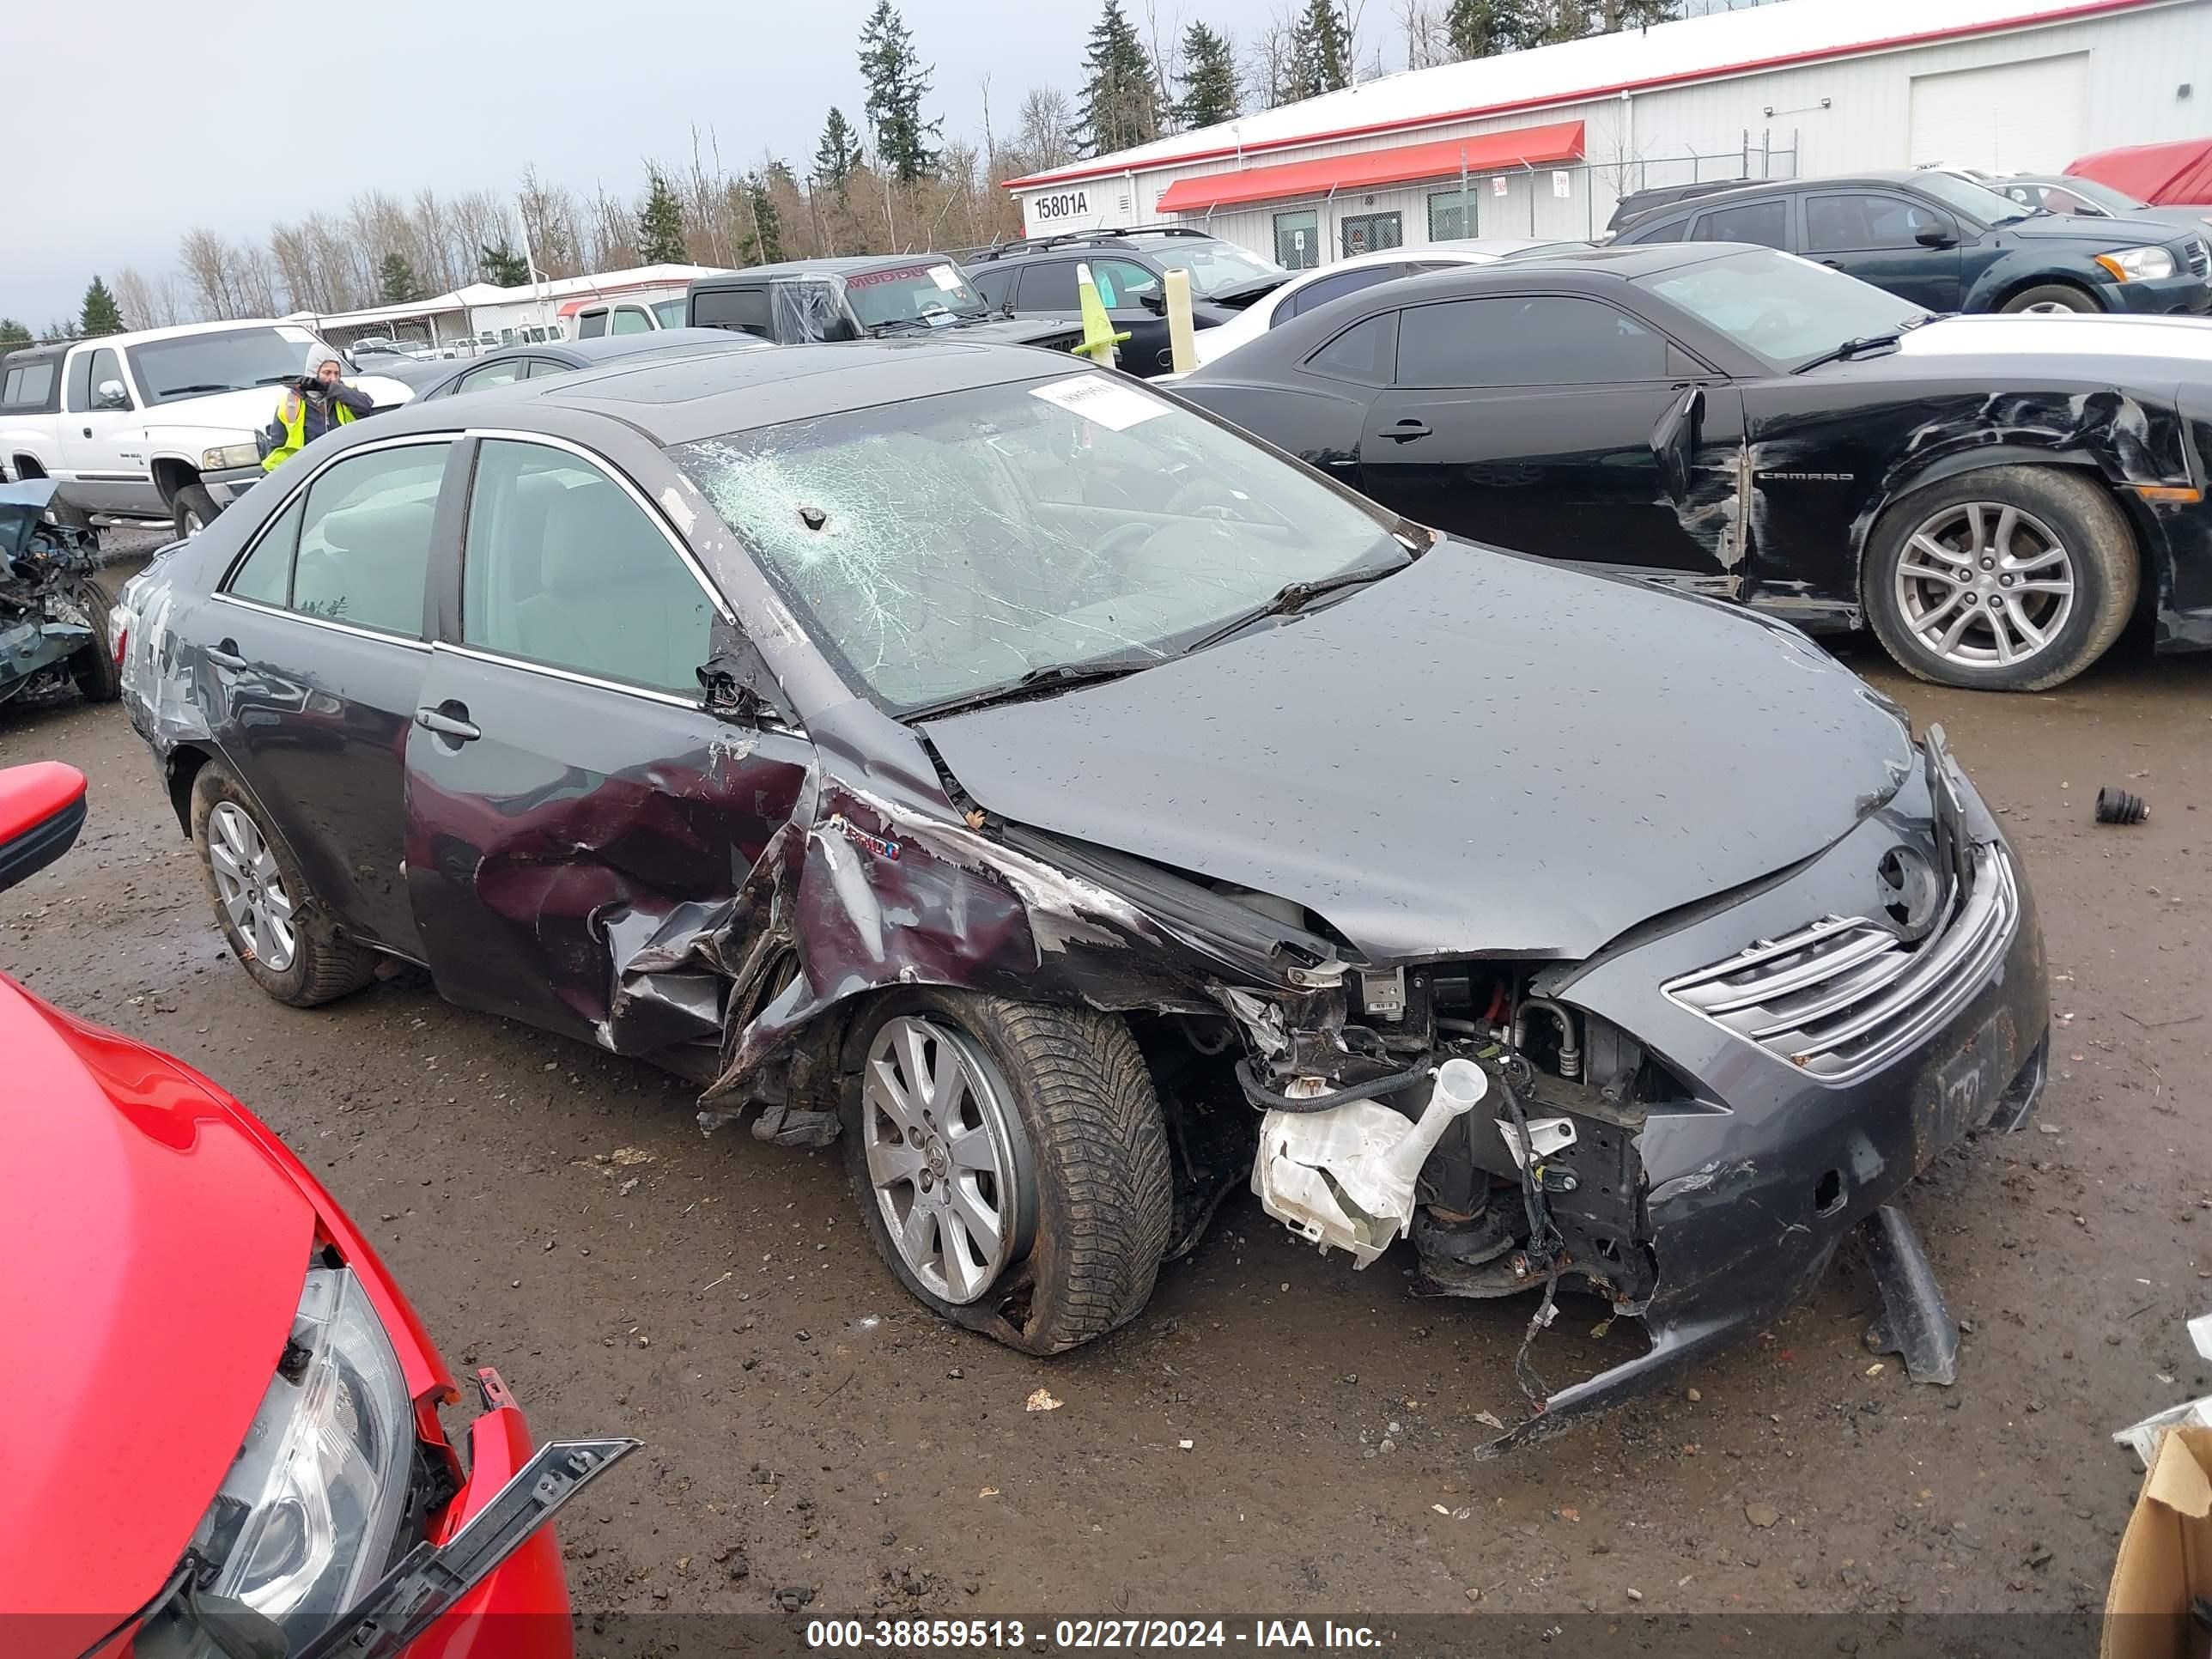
[{"left": 1030, "top": 375, "right": 1169, "bottom": 432}]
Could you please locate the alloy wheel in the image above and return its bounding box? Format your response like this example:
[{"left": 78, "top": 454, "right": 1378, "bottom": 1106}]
[
  {"left": 1893, "top": 500, "right": 2076, "bottom": 669},
  {"left": 2019, "top": 300, "right": 2079, "bottom": 314},
  {"left": 860, "top": 1016, "right": 1030, "bottom": 1305},
  {"left": 206, "top": 801, "right": 298, "bottom": 971}
]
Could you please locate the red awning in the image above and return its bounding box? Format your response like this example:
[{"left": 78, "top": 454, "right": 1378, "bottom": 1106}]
[
  {"left": 2068, "top": 137, "right": 2212, "bottom": 207},
  {"left": 1153, "top": 120, "right": 1585, "bottom": 214}
]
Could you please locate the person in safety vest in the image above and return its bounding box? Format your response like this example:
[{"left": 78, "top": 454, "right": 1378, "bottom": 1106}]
[{"left": 262, "top": 343, "right": 374, "bottom": 471}]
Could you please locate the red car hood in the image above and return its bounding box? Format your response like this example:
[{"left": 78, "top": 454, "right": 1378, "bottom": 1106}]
[{"left": 0, "top": 976, "right": 313, "bottom": 1634}]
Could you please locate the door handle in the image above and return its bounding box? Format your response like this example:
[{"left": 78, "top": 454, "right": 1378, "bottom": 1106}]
[
  {"left": 82, "top": 427, "right": 93, "bottom": 439},
  {"left": 1386, "top": 419, "right": 1432, "bottom": 442},
  {"left": 1820, "top": 258, "right": 1844, "bottom": 268},
  {"left": 414, "top": 702, "right": 481, "bottom": 743},
  {"left": 205, "top": 639, "right": 247, "bottom": 670}
]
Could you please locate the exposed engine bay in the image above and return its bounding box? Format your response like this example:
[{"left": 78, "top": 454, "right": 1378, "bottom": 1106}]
[
  {"left": 0, "top": 480, "right": 112, "bottom": 710},
  {"left": 1205, "top": 957, "right": 1664, "bottom": 1313}
]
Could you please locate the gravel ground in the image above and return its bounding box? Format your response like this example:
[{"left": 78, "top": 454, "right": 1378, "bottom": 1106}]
[{"left": 3, "top": 561, "right": 2206, "bottom": 1620}]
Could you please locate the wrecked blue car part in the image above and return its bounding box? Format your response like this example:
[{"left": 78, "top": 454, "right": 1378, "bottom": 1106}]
[
  {"left": 112, "top": 341, "right": 2047, "bottom": 1442},
  {"left": 0, "top": 479, "right": 118, "bottom": 711}
]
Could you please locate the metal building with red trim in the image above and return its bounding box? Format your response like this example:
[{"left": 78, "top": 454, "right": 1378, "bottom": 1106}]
[{"left": 1001, "top": 0, "right": 2210, "bottom": 268}]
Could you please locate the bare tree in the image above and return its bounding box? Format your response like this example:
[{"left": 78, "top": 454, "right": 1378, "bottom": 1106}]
[
  {"left": 1012, "top": 86, "right": 1078, "bottom": 176},
  {"left": 1397, "top": 0, "right": 1449, "bottom": 66},
  {"left": 110, "top": 268, "right": 161, "bottom": 331},
  {"left": 178, "top": 228, "right": 252, "bottom": 320}
]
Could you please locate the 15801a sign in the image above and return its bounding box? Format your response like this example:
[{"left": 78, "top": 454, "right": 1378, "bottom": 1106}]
[{"left": 1032, "top": 189, "right": 1091, "bottom": 222}]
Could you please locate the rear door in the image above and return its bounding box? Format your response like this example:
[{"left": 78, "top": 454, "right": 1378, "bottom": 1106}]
[
  {"left": 403, "top": 434, "right": 813, "bottom": 1052},
  {"left": 203, "top": 435, "right": 455, "bottom": 955},
  {"left": 1687, "top": 194, "right": 1795, "bottom": 252},
  {"left": 1802, "top": 191, "right": 1964, "bottom": 312},
  {"left": 1356, "top": 292, "right": 1747, "bottom": 580}
]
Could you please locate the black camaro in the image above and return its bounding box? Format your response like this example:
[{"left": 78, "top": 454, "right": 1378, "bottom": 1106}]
[
  {"left": 115, "top": 342, "right": 2045, "bottom": 1446},
  {"left": 1174, "top": 242, "right": 2212, "bottom": 690}
]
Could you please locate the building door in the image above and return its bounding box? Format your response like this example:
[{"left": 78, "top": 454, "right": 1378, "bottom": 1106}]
[
  {"left": 1907, "top": 53, "right": 2087, "bottom": 173},
  {"left": 1274, "top": 210, "right": 1322, "bottom": 270},
  {"left": 1340, "top": 211, "right": 1402, "bottom": 258}
]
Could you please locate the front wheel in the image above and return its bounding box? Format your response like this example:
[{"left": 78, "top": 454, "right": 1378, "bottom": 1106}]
[
  {"left": 1863, "top": 466, "right": 2137, "bottom": 690},
  {"left": 842, "top": 992, "right": 1174, "bottom": 1355},
  {"left": 173, "top": 482, "right": 220, "bottom": 541},
  {"left": 1999, "top": 283, "right": 2102, "bottom": 314},
  {"left": 63, "top": 579, "right": 121, "bottom": 703},
  {"left": 190, "top": 763, "right": 378, "bottom": 1006}
]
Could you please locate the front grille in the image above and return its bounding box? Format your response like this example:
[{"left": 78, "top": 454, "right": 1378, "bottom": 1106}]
[
  {"left": 2186, "top": 238, "right": 2210, "bottom": 279},
  {"left": 1662, "top": 844, "right": 2018, "bottom": 1085}
]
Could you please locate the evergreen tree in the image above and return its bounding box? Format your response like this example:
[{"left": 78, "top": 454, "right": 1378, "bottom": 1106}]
[
  {"left": 477, "top": 242, "right": 531, "bottom": 287},
  {"left": 1176, "top": 21, "right": 1241, "bottom": 130},
  {"left": 0, "top": 319, "right": 30, "bottom": 348},
  {"left": 1444, "top": 0, "right": 1540, "bottom": 57},
  {"left": 813, "top": 107, "right": 865, "bottom": 189},
  {"left": 1078, "top": 0, "right": 1163, "bottom": 157},
  {"left": 1285, "top": 0, "right": 1352, "bottom": 99},
  {"left": 374, "top": 252, "right": 422, "bottom": 305},
  {"left": 858, "top": 1, "right": 941, "bottom": 183},
  {"left": 636, "top": 169, "right": 690, "bottom": 264},
  {"left": 79, "top": 275, "right": 124, "bottom": 336}
]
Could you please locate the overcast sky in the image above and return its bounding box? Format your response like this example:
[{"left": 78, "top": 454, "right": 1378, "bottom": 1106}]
[{"left": 9, "top": 0, "right": 1385, "bottom": 327}]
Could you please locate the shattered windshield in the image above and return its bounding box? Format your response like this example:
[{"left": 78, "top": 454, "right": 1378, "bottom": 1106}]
[
  {"left": 670, "top": 373, "right": 1402, "bottom": 716},
  {"left": 1149, "top": 240, "right": 1287, "bottom": 299},
  {"left": 1639, "top": 248, "right": 1926, "bottom": 369},
  {"left": 841, "top": 264, "right": 991, "bottom": 331}
]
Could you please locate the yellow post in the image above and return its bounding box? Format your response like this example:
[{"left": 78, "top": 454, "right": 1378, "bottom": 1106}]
[
  {"left": 1073, "top": 261, "right": 1130, "bottom": 369},
  {"left": 1163, "top": 267, "right": 1197, "bottom": 374}
]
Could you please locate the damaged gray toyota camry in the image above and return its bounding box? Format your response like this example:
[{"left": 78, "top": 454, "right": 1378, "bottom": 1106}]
[{"left": 112, "top": 340, "right": 2048, "bottom": 1449}]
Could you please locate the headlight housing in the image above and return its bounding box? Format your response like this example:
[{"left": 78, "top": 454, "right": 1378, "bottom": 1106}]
[
  {"left": 2095, "top": 246, "right": 2178, "bottom": 282},
  {"left": 185, "top": 1267, "right": 416, "bottom": 1641},
  {"left": 200, "top": 443, "right": 262, "bottom": 471}
]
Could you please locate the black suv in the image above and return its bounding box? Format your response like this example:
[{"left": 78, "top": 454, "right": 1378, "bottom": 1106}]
[
  {"left": 1611, "top": 169, "right": 2212, "bottom": 315},
  {"left": 686, "top": 255, "right": 1082, "bottom": 352},
  {"left": 962, "top": 227, "right": 1290, "bottom": 377}
]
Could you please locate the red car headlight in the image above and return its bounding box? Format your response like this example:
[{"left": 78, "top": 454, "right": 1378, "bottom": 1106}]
[{"left": 183, "top": 1266, "right": 416, "bottom": 1643}]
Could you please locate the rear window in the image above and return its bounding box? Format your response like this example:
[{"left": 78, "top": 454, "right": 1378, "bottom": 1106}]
[
  {"left": 1, "top": 360, "right": 56, "bottom": 408},
  {"left": 1692, "top": 198, "right": 1790, "bottom": 250},
  {"left": 692, "top": 286, "right": 772, "bottom": 337}
]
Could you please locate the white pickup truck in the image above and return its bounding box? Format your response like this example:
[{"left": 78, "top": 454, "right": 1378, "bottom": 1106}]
[{"left": 0, "top": 320, "right": 413, "bottom": 541}]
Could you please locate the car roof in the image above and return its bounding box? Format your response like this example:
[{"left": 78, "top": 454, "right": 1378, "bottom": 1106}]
[
  {"left": 691, "top": 255, "right": 960, "bottom": 284},
  {"left": 1626, "top": 171, "right": 1936, "bottom": 223},
  {"left": 387, "top": 338, "right": 1080, "bottom": 447},
  {"left": 416, "top": 329, "right": 763, "bottom": 395}
]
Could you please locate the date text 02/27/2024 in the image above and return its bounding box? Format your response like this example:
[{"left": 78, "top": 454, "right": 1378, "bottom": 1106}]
[{"left": 805, "top": 1620, "right": 1383, "bottom": 1650}]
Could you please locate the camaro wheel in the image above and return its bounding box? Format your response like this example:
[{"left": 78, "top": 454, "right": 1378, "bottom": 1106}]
[
  {"left": 842, "top": 992, "right": 1173, "bottom": 1355},
  {"left": 190, "top": 763, "right": 378, "bottom": 1006},
  {"left": 1863, "top": 466, "right": 2136, "bottom": 691}
]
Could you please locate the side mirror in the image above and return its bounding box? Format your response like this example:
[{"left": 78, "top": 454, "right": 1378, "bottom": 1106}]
[
  {"left": 1915, "top": 224, "right": 1958, "bottom": 248},
  {"left": 1650, "top": 386, "right": 1705, "bottom": 506},
  {"left": 95, "top": 380, "right": 130, "bottom": 410},
  {"left": 0, "top": 761, "right": 88, "bottom": 893},
  {"left": 1139, "top": 291, "right": 1167, "bottom": 314}
]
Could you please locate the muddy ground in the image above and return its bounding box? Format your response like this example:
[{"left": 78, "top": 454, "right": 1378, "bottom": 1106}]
[{"left": 3, "top": 556, "right": 2206, "bottom": 1620}]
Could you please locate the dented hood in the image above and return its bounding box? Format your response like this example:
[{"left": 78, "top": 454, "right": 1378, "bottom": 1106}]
[{"left": 921, "top": 544, "right": 1914, "bottom": 962}]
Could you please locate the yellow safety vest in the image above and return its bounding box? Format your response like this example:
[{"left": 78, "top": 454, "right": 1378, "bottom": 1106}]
[{"left": 262, "top": 388, "right": 356, "bottom": 471}]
